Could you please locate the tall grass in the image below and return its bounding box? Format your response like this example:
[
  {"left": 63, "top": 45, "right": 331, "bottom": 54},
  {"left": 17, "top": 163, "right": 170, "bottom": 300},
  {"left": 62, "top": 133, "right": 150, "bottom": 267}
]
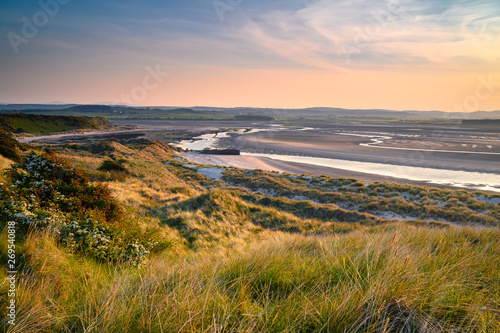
[
  {"left": 2, "top": 139, "right": 499, "bottom": 332},
  {"left": 3, "top": 225, "right": 499, "bottom": 332}
]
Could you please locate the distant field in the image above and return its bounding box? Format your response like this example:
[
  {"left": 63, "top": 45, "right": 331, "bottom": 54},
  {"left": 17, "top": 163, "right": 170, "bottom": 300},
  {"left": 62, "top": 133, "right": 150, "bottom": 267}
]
[{"left": 0, "top": 106, "right": 234, "bottom": 120}]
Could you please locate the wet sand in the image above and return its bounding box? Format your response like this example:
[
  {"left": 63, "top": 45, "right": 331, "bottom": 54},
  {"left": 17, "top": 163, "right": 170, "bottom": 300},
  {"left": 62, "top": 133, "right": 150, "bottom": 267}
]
[
  {"left": 180, "top": 152, "right": 284, "bottom": 172},
  {"left": 225, "top": 131, "right": 500, "bottom": 174},
  {"left": 179, "top": 152, "right": 473, "bottom": 191},
  {"left": 19, "top": 119, "right": 500, "bottom": 192}
]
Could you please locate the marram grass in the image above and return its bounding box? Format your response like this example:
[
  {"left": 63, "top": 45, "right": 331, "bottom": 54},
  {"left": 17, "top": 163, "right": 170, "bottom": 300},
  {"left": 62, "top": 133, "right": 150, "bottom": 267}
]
[
  {"left": 2, "top": 226, "right": 499, "bottom": 332},
  {"left": 1, "top": 139, "right": 499, "bottom": 332}
]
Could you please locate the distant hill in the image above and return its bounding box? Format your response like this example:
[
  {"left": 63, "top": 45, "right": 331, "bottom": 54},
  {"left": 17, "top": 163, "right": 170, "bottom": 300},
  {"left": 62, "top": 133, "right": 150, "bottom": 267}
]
[
  {"left": 0, "top": 113, "right": 115, "bottom": 135},
  {"left": 0, "top": 104, "right": 76, "bottom": 111},
  {"left": 61, "top": 105, "right": 114, "bottom": 113},
  {"left": 192, "top": 107, "right": 500, "bottom": 120},
  {"left": 1, "top": 104, "right": 499, "bottom": 121}
]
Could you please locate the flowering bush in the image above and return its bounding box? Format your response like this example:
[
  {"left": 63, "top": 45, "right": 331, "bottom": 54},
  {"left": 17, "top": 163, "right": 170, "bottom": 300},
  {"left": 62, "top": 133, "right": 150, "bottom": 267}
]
[
  {"left": 60, "top": 219, "right": 150, "bottom": 265},
  {"left": 0, "top": 152, "right": 151, "bottom": 265},
  {"left": 8, "top": 152, "right": 122, "bottom": 224}
]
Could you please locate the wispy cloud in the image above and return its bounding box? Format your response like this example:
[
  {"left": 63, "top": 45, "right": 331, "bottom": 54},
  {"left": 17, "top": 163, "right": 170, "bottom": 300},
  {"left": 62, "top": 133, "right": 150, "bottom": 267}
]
[{"left": 237, "top": 0, "right": 500, "bottom": 71}]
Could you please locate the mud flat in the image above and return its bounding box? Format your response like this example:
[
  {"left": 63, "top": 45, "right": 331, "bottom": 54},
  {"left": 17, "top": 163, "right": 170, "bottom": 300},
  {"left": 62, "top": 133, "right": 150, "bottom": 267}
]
[
  {"left": 229, "top": 131, "right": 500, "bottom": 174},
  {"left": 180, "top": 152, "right": 499, "bottom": 192},
  {"left": 172, "top": 121, "right": 500, "bottom": 192},
  {"left": 179, "top": 152, "right": 283, "bottom": 172}
]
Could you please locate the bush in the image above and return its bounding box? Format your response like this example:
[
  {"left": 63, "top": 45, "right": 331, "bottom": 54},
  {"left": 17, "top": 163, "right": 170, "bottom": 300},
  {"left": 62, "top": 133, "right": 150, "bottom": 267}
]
[
  {"left": 0, "top": 152, "right": 151, "bottom": 265},
  {"left": 97, "top": 160, "right": 130, "bottom": 174},
  {"left": 7, "top": 152, "right": 123, "bottom": 224}
]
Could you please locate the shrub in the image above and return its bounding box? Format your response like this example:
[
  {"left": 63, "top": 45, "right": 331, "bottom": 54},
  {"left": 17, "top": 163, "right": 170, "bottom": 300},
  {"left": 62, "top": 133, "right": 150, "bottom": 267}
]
[
  {"left": 7, "top": 152, "right": 123, "bottom": 224},
  {"left": 97, "top": 160, "right": 130, "bottom": 174},
  {"left": 0, "top": 152, "right": 151, "bottom": 265}
]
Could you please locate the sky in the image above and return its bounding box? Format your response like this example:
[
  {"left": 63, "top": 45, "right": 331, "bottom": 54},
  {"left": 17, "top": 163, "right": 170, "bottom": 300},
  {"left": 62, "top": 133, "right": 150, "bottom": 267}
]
[{"left": 0, "top": 0, "right": 499, "bottom": 111}]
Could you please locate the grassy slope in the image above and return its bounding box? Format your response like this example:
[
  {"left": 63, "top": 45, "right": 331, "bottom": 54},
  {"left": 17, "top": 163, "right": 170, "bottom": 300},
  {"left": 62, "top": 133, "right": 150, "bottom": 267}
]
[
  {"left": 0, "top": 113, "right": 115, "bottom": 135},
  {"left": 0, "top": 108, "right": 233, "bottom": 120},
  {"left": 1, "top": 139, "right": 499, "bottom": 332},
  {"left": 0, "top": 156, "right": 13, "bottom": 182}
]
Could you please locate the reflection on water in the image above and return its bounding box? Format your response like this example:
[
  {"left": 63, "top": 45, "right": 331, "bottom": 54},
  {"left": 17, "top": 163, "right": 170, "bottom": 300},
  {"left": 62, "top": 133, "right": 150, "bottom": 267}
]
[
  {"left": 175, "top": 133, "right": 220, "bottom": 150},
  {"left": 172, "top": 128, "right": 280, "bottom": 151},
  {"left": 339, "top": 132, "right": 500, "bottom": 155},
  {"left": 245, "top": 153, "right": 500, "bottom": 193},
  {"left": 172, "top": 129, "right": 500, "bottom": 193}
]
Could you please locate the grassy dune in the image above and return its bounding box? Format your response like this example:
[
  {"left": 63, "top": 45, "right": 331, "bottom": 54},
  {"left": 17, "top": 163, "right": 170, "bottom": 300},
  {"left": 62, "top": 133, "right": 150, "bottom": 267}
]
[
  {"left": 1, "top": 138, "right": 499, "bottom": 332},
  {"left": 3, "top": 227, "right": 500, "bottom": 332},
  {"left": 0, "top": 113, "right": 115, "bottom": 135}
]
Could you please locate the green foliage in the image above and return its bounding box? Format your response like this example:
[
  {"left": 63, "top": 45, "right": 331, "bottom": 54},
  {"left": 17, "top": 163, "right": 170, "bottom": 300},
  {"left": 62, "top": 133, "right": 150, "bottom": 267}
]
[
  {"left": 0, "top": 152, "right": 150, "bottom": 265},
  {"left": 0, "top": 113, "right": 115, "bottom": 135},
  {"left": 7, "top": 152, "right": 122, "bottom": 223},
  {"left": 233, "top": 114, "right": 275, "bottom": 121},
  {"left": 60, "top": 220, "right": 149, "bottom": 263}
]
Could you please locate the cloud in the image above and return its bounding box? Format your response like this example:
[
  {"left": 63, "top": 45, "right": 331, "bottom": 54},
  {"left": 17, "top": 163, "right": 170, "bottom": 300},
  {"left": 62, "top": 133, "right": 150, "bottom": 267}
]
[{"left": 237, "top": 0, "right": 500, "bottom": 71}]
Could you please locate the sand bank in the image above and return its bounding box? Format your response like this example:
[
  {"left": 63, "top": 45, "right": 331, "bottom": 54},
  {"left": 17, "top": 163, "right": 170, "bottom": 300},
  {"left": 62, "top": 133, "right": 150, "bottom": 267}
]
[{"left": 179, "top": 152, "right": 284, "bottom": 172}]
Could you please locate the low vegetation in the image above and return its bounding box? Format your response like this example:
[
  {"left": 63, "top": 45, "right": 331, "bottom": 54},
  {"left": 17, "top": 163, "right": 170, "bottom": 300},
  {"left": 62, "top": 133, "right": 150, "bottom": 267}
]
[
  {"left": 97, "top": 160, "right": 130, "bottom": 174},
  {"left": 223, "top": 169, "right": 500, "bottom": 226},
  {"left": 0, "top": 151, "right": 155, "bottom": 266},
  {"left": 0, "top": 130, "right": 26, "bottom": 162},
  {"left": 233, "top": 115, "right": 276, "bottom": 121},
  {"left": 0, "top": 113, "right": 115, "bottom": 135},
  {"left": 0, "top": 136, "right": 499, "bottom": 332}
]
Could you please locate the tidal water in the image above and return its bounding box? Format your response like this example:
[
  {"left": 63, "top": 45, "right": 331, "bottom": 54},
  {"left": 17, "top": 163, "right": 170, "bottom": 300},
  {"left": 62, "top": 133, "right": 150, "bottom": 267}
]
[{"left": 174, "top": 130, "right": 500, "bottom": 193}]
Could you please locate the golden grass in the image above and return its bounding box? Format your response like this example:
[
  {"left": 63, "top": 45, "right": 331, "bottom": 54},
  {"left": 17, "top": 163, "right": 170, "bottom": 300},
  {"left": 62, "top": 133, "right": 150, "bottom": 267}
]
[
  {"left": 2, "top": 138, "right": 500, "bottom": 332},
  {"left": 3, "top": 225, "right": 500, "bottom": 332},
  {"left": 0, "top": 155, "right": 13, "bottom": 182}
]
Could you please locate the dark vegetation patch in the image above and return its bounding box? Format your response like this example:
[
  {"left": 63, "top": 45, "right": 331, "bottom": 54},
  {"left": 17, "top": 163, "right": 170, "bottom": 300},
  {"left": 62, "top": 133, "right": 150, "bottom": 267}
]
[
  {"left": 98, "top": 160, "right": 130, "bottom": 174},
  {"left": 0, "top": 113, "right": 115, "bottom": 135},
  {"left": 0, "top": 129, "right": 26, "bottom": 162},
  {"left": 233, "top": 114, "right": 275, "bottom": 121}
]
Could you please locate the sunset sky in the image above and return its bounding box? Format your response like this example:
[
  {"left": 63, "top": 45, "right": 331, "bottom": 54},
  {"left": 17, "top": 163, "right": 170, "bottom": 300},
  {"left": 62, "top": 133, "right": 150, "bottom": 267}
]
[{"left": 1, "top": 0, "right": 499, "bottom": 111}]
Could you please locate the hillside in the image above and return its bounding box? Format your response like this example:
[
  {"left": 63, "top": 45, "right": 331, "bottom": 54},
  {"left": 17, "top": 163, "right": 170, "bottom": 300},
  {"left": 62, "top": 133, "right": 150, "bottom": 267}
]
[
  {"left": 2, "top": 104, "right": 500, "bottom": 121},
  {"left": 60, "top": 104, "right": 114, "bottom": 113},
  {"left": 0, "top": 137, "right": 499, "bottom": 332},
  {"left": 0, "top": 113, "right": 115, "bottom": 135},
  {"left": 0, "top": 129, "right": 26, "bottom": 162}
]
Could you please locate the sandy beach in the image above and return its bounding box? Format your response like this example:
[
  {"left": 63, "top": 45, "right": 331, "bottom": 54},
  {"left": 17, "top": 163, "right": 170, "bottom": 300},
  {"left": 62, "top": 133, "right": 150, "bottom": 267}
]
[
  {"left": 171, "top": 120, "right": 500, "bottom": 192},
  {"left": 19, "top": 119, "right": 500, "bottom": 192},
  {"left": 179, "top": 152, "right": 284, "bottom": 172},
  {"left": 179, "top": 152, "right": 480, "bottom": 190},
  {"left": 224, "top": 130, "right": 500, "bottom": 174}
]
